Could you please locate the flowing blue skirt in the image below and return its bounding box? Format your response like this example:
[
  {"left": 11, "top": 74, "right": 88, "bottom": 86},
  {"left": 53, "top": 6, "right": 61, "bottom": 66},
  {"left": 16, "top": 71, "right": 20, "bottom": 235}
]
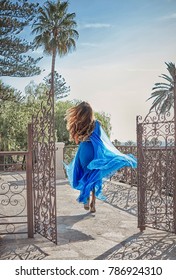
[{"left": 64, "top": 120, "right": 137, "bottom": 204}]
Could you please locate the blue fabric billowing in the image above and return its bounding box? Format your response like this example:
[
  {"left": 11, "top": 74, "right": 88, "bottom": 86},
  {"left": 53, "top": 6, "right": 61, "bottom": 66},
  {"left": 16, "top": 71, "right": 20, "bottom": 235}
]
[{"left": 64, "top": 120, "right": 137, "bottom": 204}]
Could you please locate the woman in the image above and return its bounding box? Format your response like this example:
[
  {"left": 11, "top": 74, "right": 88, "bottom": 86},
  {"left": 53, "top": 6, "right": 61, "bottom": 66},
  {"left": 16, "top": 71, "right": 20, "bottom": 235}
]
[{"left": 64, "top": 101, "right": 137, "bottom": 213}]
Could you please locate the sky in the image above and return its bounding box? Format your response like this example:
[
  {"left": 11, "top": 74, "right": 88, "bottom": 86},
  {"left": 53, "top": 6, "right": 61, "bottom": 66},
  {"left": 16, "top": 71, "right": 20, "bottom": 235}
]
[{"left": 2, "top": 0, "right": 176, "bottom": 142}]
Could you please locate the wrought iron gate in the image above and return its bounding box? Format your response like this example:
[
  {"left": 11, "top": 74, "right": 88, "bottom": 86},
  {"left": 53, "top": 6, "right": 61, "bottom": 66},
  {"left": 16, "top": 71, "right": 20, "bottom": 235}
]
[
  {"left": 137, "top": 108, "right": 176, "bottom": 233},
  {"left": 0, "top": 124, "right": 33, "bottom": 238},
  {"left": 32, "top": 89, "right": 57, "bottom": 244}
]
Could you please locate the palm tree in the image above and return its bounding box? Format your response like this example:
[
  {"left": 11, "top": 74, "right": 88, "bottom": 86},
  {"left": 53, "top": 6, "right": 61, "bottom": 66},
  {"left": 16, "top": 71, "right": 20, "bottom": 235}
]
[
  {"left": 31, "top": 0, "right": 79, "bottom": 95},
  {"left": 124, "top": 140, "right": 136, "bottom": 146},
  {"left": 147, "top": 62, "right": 176, "bottom": 114}
]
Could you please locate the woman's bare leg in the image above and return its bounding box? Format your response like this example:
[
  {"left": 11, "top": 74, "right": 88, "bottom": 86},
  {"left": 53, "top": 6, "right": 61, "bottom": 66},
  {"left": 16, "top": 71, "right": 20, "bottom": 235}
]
[{"left": 90, "top": 188, "right": 96, "bottom": 213}]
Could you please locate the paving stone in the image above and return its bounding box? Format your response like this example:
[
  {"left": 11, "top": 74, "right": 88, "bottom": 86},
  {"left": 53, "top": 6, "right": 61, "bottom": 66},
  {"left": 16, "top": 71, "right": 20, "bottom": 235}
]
[{"left": 0, "top": 180, "right": 176, "bottom": 260}]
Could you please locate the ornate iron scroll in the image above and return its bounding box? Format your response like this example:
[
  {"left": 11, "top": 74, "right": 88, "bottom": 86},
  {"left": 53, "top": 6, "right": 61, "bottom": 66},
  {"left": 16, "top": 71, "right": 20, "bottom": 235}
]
[
  {"left": 32, "top": 89, "right": 57, "bottom": 244},
  {"left": 137, "top": 108, "right": 176, "bottom": 233},
  {"left": 0, "top": 154, "right": 27, "bottom": 235}
]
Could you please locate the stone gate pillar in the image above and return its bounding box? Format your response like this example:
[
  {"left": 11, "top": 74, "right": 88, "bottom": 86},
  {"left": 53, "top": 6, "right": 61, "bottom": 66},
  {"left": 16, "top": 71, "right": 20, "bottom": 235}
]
[{"left": 55, "top": 142, "right": 65, "bottom": 179}]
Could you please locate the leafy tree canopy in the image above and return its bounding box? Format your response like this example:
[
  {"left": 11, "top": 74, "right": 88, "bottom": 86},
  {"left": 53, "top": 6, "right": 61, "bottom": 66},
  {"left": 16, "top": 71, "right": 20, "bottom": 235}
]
[
  {"left": 24, "top": 71, "right": 70, "bottom": 102},
  {"left": 0, "top": 80, "right": 111, "bottom": 151},
  {"left": 0, "top": 80, "right": 23, "bottom": 103},
  {"left": 112, "top": 139, "right": 122, "bottom": 146},
  {"left": 0, "top": 81, "right": 27, "bottom": 151},
  {"left": 44, "top": 71, "right": 70, "bottom": 100},
  {"left": 0, "top": 0, "right": 42, "bottom": 77},
  {"left": 32, "top": 0, "right": 79, "bottom": 57},
  {"left": 31, "top": 0, "right": 79, "bottom": 96},
  {"left": 124, "top": 140, "right": 136, "bottom": 146}
]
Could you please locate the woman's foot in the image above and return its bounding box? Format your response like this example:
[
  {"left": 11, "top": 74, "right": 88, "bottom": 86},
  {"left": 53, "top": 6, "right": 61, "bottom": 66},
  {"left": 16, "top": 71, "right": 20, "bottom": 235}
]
[{"left": 84, "top": 198, "right": 90, "bottom": 210}]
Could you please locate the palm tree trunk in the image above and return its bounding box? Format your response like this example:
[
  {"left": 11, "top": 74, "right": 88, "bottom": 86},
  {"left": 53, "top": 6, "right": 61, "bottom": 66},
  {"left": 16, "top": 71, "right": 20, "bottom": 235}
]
[
  {"left": 50, "top": 48, "right": 57, "bottom": 144},
  {"left": 51, "top": 48, "right": 56, "bottom": 96}
]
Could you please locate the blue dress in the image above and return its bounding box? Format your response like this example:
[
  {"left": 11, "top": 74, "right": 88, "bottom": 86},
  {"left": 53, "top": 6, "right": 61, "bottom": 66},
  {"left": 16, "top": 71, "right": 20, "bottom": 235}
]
[{"left": 64, "top": 120, "right": 137, "bottom": 204}]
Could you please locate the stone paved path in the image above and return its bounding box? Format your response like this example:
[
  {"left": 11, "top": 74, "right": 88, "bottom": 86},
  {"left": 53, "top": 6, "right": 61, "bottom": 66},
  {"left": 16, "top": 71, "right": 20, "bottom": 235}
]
[{"left": 0, "top": 180, "right": 176, "bottom": 260}]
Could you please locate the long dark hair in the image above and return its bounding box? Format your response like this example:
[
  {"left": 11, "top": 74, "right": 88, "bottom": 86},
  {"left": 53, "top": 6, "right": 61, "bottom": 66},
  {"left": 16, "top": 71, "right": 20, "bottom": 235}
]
[{"left": 65, "top": 102, "right": 95, "bottom": 143}]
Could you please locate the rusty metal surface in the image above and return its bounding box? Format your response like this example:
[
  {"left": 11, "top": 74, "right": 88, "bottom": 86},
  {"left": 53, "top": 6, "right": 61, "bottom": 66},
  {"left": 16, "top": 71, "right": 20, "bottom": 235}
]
[
  {"left": 0, "top": 154, "right": 28, "bottom": 236},
  {"left": 32, "top": 89, "right": 57, "bottom": 244},
  {"left": 0, "top": 126, "right": 33, "bottom": 238},
  {"left": 137, "top": 108, "right": 175, "bottom": 233},
  {"left": 26, "top": 124, "right": 33, "bottom": 238}
]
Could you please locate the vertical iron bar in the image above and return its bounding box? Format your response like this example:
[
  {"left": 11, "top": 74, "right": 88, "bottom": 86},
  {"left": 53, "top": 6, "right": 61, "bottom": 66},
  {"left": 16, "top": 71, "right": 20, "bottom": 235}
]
[
  {"left": 131, "top": 169, "right": 133, "bottom": 187},
  {"left": 26, "top": 123, "right": 34, "bottom": 238},
  {"left": 174, "top": 70, "right": 176, "bottom": 234},
  {"left": 137, "top": 119, "right": 146, "bottom": 232},
  {"left": 130, "top": 146, "right": 133, "bottom": 186}
]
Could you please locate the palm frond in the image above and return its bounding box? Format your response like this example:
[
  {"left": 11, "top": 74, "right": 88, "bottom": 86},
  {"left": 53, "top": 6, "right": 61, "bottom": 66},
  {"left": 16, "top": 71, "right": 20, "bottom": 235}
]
[
  {"left": 152, "top": 85, "right": 170, "bottom": 91},
  {"left": 165, "top": 62, "right": 176, "bottom": 80},
  {"left": 160, "top": 93, "right": 174, "bottom": 114},
  {"left": 153, "top": 82, "right": 172, "bottom": 87},
  {"left": 31, "top": 0, "right": 78, "bottom": 58},
  {"left": 159, "top": 74, "right": 173, "bottom": 84},
  {"left": 147, "top": 90, "right": 168, "bottom": 100},
  {"left": 147, "top": 61, "right": 175, "bottom": 114}
]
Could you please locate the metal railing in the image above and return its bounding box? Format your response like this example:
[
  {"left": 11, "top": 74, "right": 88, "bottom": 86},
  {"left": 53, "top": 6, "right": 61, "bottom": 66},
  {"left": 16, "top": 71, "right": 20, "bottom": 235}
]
[
  {"left": 0, "top": 124, "right": 33, "bottom": 237},
  {"left": 137, "top": 108, "right": 176, "bottom": 233}
]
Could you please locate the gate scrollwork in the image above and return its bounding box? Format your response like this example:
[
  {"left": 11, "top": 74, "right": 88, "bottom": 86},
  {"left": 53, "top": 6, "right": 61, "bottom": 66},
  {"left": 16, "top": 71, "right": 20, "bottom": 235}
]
[
  {"left": 137, "top": 107, "right": 176, "bottom": 233},
  {"left": 32, "top": 89, "right": 57, "bottom": 244}
]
